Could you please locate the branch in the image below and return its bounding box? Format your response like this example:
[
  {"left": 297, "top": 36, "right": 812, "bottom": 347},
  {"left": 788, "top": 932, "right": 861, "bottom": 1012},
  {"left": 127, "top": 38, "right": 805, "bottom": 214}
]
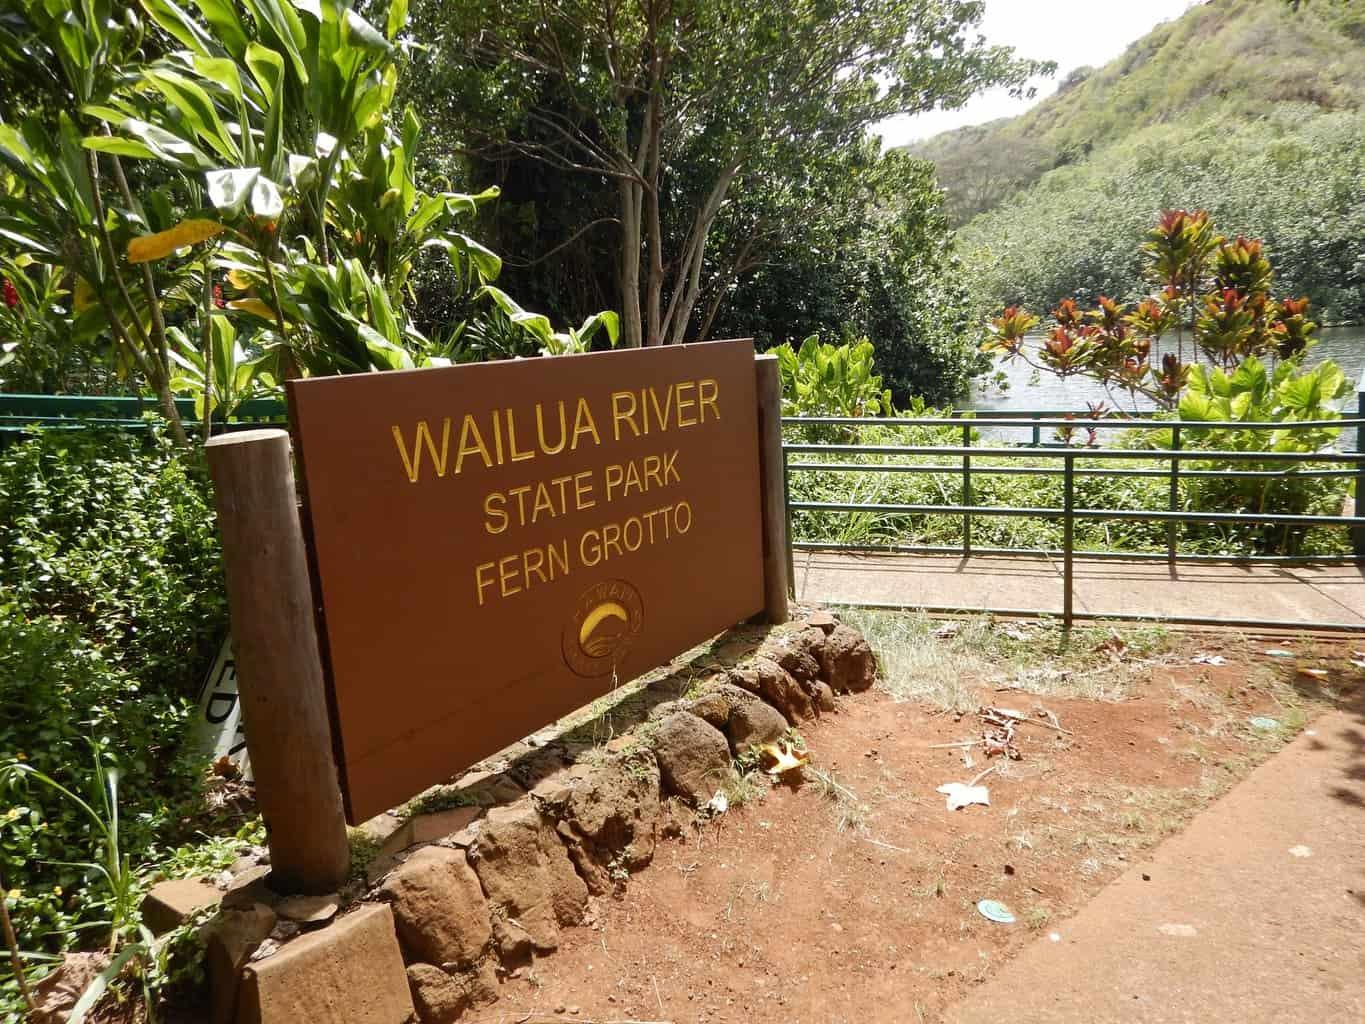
[{"left": 500, "top": 217, "right": 621, "bottom": 267}]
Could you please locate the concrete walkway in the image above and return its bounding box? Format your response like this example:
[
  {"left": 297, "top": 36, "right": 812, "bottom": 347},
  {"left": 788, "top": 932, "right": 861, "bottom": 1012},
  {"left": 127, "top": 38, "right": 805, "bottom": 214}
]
[
  {"left": 794, "top": 551, "right": 1365, "bottom": 628},
  {"left": 943, "top": 699, "right": 1365, "bottom": 1023}
]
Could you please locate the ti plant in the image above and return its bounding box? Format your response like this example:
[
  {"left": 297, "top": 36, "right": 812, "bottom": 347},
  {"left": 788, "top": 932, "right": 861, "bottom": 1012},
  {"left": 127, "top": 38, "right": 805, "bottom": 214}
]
[
  {"left": 0, "top": 2, "right": 192, "bottom": 442},
  {"left": 981, "top": 209, "right": 1334, "bottom": 416},
  {"left": 0, "top": 0, "right": 619, "bottom": 438}
]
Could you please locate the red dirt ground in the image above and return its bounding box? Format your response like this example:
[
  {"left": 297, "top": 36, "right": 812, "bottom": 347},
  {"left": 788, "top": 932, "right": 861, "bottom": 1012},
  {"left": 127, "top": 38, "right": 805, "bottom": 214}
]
[{"left": 481, "top": 633, "right": 1357, "bottom": 1024}]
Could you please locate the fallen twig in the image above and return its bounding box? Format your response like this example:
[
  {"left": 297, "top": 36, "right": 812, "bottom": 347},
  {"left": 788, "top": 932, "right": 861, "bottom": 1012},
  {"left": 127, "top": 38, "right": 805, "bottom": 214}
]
[
  {"left": 860, "top": 835, "right": 912, "bottom": 854},
  {"left": 928, "top": 740, "right": 981, "bottom": 750},
  {"left": 967, "top": 763, "right": 999, "bottom": 788},
  {"left": 1016, "top": 715, "right": 1074, "bottom": 737}
]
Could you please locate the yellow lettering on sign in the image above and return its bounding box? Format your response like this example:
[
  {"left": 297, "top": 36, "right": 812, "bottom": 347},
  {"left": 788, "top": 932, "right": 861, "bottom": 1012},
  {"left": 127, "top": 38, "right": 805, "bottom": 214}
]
[
  {"left": 699, "top": 378, "right": 720, "bottom": 422},
  {"left": 537, "top": 402, "right": 568, "bottom": 455},
  {"left": 604, "top": 450, "right": 681, "bottom": 502},
  {"left": 574, "top": 470, "right": 596, "bottom": 511},
  {"left": 455, "top": 414, "right": 493, "bottom": 474},
  {"left": 506, "top": 408, "right": 535, "bottom": 462},
  {"left": 484, "top": 492, "right": 508, "bottom": 535},
  {"left": 675, "top": 381, "right": 697, "bottom": 426},
  {"left": 646, "top": 385, "right": 673, "bottom": 433},
  {"left": 391, "top": 418, "right": 451, "bottom": 483},
  {"left": 475, "top": 540, "right": 571, "bottom": 603},
  {"left": 578, "top": 501, "right": 694, "bottom": 568},
  {"left": 612, "top": 390, "right": 640, "bottom": 441},
  {"left": 571, "top": 397, "right": 601, "bottom": 449}
]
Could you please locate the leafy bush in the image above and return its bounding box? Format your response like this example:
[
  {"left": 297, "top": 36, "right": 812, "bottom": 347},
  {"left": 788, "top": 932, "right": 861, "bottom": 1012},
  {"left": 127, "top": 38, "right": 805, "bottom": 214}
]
[
  {"left": 0, "top": 430, "right": 227, "bottom": 694},
  {"left": 1171, "top": 357, "right": 1349, "bottom": 554},
  {"left": 771, "top": 335, "right": 893, "bottom": 422},
  {"left": 0, "top": 430, "right": 228, "bottom": 960}
]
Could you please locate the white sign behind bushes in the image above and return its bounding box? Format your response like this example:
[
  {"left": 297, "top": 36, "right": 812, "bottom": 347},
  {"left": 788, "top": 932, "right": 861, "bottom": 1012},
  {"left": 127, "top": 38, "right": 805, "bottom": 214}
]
[{"left": 193, "top": 637, "right": 252, "bottom": 780}]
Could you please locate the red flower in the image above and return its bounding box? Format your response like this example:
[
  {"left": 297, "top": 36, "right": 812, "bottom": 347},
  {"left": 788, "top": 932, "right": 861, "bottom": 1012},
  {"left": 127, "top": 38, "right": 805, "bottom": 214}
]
[
  {"left": 2, "top": 278, "right": 18, "bottom": 309},
  {"left": 213, "top": 283, "right": 226, "bottom": 309}
]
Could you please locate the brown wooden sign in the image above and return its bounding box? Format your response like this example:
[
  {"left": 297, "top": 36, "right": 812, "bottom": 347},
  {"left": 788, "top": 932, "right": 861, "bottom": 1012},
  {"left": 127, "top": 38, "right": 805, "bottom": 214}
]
[{"left": 288, "top": 339, "right": 765, "bottom": 822}]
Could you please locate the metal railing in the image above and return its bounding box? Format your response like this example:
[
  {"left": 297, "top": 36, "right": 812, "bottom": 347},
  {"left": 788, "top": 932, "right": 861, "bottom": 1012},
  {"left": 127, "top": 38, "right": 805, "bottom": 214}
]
[
  {"left": 0, "top": 393, "right": 287, "bottom": 440},
  {"left": 782, "top": 400, "right": 1365, "bottom": 632}
]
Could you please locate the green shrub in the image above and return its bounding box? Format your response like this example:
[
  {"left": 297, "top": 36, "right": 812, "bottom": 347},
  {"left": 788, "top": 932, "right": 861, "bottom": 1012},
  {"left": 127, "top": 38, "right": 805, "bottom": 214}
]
[
  {"left": 0, "top": 429, "right": 226, "bottom": 694},
  {"left": 0, "top": 429, "right": 229, "bottom": 960},
  {"left": 771, "top": 335, "right": 893, "bottom": 424}
]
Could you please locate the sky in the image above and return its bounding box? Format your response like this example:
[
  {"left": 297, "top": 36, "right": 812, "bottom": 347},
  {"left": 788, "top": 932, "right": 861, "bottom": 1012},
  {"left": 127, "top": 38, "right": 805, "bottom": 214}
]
[{"left": 876, "top": 0, "right": 1202, "bottom": 148}]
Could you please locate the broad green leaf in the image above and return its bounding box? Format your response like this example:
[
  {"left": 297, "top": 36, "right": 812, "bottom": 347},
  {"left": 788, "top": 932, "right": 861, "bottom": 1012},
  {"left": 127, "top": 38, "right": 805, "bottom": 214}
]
[
  {"left": 480, "top": 285, "right": 552, "bottom": 342},
  {"left": 343, "top": 10, "right": 392, "bottom": 55},
  {"left": 193, "top": 0, "right": 251, "bottom": 57},
  {"left": 144, "top": 68, "right": 238, "bottom": 161},
  {"left": 250, "top": 0, "right": 308, "bottom": 84},
  {"left": 81, "top": 136, "right": 158, "bottom": 161},
  {"left": 387, "top": 0, "right": 409, "bottom": 38},
  {"left": 141, "top": 0, "right": 216, "bottom": 55},
  {"left": 122, "top": 119, "right": 215, "bottom": 170},
  {"left": 244, "top": 42, "right": 285, "bottom": 104}
]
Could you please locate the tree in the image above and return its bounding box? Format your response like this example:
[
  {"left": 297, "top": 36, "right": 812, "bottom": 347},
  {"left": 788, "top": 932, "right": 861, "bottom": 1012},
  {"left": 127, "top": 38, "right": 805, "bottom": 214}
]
[
  {"left": 0, "top": 0, "right": 617, "bottom": 431},
  {"left": 415, "top": 0, "right": 1050, "bottom": 346},
  {"left": 708, "top": 146, "right": 983, "bottom": 405}
]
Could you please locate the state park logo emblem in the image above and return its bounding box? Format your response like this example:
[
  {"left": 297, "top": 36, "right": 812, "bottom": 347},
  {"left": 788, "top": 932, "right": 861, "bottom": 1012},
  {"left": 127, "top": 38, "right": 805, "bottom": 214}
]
[{"left": 562, "top": 579, "right": 645, "bottom": 677}]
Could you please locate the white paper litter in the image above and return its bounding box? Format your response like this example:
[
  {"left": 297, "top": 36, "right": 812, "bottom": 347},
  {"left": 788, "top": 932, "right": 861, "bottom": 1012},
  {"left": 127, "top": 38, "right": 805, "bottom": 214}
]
[
  {"left": 1191, "top": 654, "right": 1226, "bottom": 666},
  {"left": 937, "top": 782, "right": 990, "bottom": 811}
]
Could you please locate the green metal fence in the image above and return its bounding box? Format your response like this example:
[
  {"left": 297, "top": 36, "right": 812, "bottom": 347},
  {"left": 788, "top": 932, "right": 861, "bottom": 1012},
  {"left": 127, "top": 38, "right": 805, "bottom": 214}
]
[
  {"left": 0, "top": 393, "right": 287, "bottom": 441},
  {"left": 782, "top": 397, "right": 1365, "bottom": 632}
]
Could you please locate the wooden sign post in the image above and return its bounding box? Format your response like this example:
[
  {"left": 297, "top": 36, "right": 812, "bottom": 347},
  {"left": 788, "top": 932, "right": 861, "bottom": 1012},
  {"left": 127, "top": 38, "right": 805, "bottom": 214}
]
[
  {"left": 205, "top": 429, "right": 350, "bottom": 894},
  {"left": 754, "top": 353, "right": 790, "bottom": 624}
]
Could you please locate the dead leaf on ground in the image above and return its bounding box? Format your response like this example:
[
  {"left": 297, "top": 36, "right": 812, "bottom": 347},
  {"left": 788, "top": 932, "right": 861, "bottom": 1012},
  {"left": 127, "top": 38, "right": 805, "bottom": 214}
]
[{"left": 759, "top": 741, "right": 809, "bottom": 776}]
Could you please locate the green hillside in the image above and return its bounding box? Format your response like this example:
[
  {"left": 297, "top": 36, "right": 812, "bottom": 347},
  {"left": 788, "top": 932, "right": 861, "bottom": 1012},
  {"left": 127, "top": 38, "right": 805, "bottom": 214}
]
[{"left": 912, "top": 0, "right": 1365, "bottom": 323}]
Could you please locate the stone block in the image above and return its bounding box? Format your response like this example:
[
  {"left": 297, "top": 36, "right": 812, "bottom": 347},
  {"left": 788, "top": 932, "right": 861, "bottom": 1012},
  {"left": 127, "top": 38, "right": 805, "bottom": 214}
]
[
  {"left": 651, "top": 711, "right": 735, "bottom": 805},
  {"left": 380, "top": 846, "right": 491, "bottom": 967},
  {"left": 726, "top": 698, "right": 788, "bottom": 750},
  {"left": 142, "top": 877, "right": 222, "bottom": 935},
  {"left": 236, "top": 904, "right": 414, "bottom": 1024},
  {"left": 452, "top": 770, "right": 525, "bottom": 806},
  {"left": 205, "top": 903, "right": 276, "bottom": 1024},
  {"left": 470, "top": 803, "right": 587, "bottom": 955},
  {"left": 818, "top": 623, "right": 877, "bottom": 693},
  {"left": 408, "top": 806, "right": 482, "bottom": 846},
  {"left": 533, "top": 754, "right": 661, "bottom": 895}
]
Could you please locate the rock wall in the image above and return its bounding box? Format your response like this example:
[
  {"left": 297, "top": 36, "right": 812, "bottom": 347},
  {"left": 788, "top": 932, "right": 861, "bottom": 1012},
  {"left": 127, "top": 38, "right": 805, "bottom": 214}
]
[{"left": 146, "top": 607, "right": 876, "bottom": 1024}]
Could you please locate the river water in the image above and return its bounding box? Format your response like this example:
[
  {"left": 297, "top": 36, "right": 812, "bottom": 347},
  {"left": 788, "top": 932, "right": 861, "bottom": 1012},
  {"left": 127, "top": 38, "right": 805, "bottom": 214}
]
[{"left": 965, "top": 324, "right": 1365, "bottom": 446}]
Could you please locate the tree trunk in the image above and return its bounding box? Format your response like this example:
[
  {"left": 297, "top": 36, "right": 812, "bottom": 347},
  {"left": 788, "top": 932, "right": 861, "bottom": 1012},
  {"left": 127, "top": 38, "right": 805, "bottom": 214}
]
[
  {"left": 663, "top": 163, "right": 741, "bottom": 345},
  {"left": 618, "top": 179, "right": 644, "bottom": 348},
  {"left": 643, "top": 85, "right": 665, "bottom": 346}
]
